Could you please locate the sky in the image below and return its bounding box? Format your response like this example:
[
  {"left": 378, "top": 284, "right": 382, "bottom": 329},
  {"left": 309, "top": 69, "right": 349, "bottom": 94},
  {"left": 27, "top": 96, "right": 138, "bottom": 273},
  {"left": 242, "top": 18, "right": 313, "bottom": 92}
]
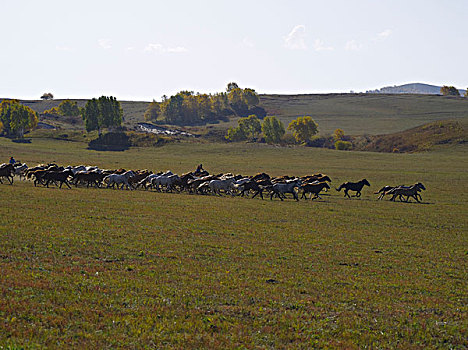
[{"left": 1, "top": 0, "right": 467, "bottom": 101}]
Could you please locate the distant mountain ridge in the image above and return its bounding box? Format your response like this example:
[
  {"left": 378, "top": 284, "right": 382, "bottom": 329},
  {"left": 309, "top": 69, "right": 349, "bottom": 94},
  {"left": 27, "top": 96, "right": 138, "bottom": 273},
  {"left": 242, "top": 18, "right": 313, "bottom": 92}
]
[{"left": 366, "top": 83, "right": 466, "bottom": 95}]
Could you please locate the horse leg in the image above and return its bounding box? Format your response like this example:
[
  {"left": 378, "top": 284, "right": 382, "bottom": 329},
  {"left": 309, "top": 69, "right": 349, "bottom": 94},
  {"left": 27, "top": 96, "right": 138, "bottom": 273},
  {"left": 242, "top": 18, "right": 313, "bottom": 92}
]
[
  {"left": 65, "top": 180, "right": 71, "bottom": 189},
  {"left": 356, "top": 191, "right": 361, "bottom": 197}
]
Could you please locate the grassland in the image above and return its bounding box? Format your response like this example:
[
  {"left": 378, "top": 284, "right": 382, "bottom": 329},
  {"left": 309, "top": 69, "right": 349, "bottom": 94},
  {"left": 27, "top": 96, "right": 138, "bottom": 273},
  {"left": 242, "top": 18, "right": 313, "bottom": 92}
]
[
  {"left": 20, "top": 93, "right": 468, "bottom": 136},
  {"left": 0, "top": 137, "right": 467, "bottom": 349}
]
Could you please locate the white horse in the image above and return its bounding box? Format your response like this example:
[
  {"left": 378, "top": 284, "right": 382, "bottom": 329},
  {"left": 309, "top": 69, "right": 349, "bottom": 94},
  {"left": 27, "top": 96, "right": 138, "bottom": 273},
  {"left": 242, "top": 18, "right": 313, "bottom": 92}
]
[
  {"left": 209, "top": 178, "right": 235, "bottom": 195},
  {"left": 270, "top": 179, "right": 302, "bottom": 201},
  {"left": 104, "top": 170, "right": 135, "bottom": 190},
  {"left": 14, "top": 164, "right": 28, "bottom": 180},
  {"left": 151, "top": 174, "right": 180, "bottom": 192}
]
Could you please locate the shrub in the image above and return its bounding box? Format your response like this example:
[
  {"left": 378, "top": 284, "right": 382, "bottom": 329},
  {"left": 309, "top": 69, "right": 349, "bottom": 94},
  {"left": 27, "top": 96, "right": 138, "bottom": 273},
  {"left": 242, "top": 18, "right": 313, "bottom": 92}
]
[{"left": 335, "top": 140, "right": 352, "bottom": 150}]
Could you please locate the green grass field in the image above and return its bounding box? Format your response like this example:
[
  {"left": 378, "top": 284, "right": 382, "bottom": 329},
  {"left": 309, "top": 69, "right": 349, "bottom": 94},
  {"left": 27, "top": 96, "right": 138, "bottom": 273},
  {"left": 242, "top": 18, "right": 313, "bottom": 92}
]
[{"left": 0, "top": 138, "right": 467, "bottom": 349}]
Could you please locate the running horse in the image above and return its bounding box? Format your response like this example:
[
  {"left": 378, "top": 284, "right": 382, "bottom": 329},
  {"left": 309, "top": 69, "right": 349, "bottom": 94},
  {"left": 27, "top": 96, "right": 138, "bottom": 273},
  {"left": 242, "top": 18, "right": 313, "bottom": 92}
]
[{"left": 336, "top": 179, "right": 370, "bottom": 198}]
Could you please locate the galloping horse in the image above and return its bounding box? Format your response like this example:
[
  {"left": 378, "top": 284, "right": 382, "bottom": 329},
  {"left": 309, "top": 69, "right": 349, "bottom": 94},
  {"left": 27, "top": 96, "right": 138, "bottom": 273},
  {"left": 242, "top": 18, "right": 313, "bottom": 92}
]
[
  {"left": 234, "top": 180, "right": 264, "bottom": 199},
  {"left": 387, "top": 183, "right": 426, "bottom": 202},
  {"left": 270, "top": 179, "right": 302, "bottom": 201},
  {"left": 209, "top": 178, "right": 235, "bottom": 196},
  {"left": 0, "top": 164, "right": 15, "bottom": 184},
  {"left": 336, "top": 179, "right": 370, "bottom": 198},
  {"left": 300, "top": 182, "right": 331, "bottom": 200},
  {"left": 43, "top": 170, "right": 75, "bottom": 189},
  {"left": 104, "top": 170, "right": 135, "bottom": 190},
  {"left": 375, "top": 185, "right": 397, "bottom": 200}
]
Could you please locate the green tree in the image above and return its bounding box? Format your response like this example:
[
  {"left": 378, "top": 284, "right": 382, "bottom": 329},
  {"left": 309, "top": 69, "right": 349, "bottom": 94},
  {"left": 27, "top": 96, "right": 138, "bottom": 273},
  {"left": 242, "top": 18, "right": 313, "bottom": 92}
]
[
  {"left": 465, "top": 89, "right": 468, "bottom": 97},
  {"left": 144, "top": 100, "right": 160, "bottom": 122},
  {"left": 82, "top": 98, "right": 100, "bottom": 133},
  {"left": 238, "top": 114, "right": 261, "bottom": 140},
  {"left": 0, "top": 100, "right": 38, "bottom": 138},
  {"left": 58, "top": 100, "right": 80, "bottom": 116},
  {"left": 333, "top": 128, "right": 345, "bottom": 141},
  {"left": 225, "top": 126, "right": 247, "bottom": 141},
  {"left": 287, "top": 116, "right": 319, "bottom": 143},
  {"left": 0, "top": 120, "right": 3, "bottom": 134},
  {"left": 440, "top": 85, "right": 460, "bottom": 96},
  {"left": 262, "top": 116, "right": 285, "bottom": 143},
  {"left": 98, "top": 96, "right": 122, "bottom": 130}
]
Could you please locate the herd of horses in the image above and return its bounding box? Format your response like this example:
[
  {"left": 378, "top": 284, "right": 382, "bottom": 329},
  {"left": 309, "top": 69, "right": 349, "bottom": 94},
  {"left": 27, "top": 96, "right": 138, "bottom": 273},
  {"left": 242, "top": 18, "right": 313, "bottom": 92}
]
[{"left": 0, "top": 162, "right": 427, "bottom": 203}]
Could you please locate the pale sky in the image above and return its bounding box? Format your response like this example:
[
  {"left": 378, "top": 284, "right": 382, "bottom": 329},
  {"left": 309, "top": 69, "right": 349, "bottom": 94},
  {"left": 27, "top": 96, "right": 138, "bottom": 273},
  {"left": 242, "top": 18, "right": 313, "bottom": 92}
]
[{"left": 1, "top": 0, "right": 467, "bottom": 101}]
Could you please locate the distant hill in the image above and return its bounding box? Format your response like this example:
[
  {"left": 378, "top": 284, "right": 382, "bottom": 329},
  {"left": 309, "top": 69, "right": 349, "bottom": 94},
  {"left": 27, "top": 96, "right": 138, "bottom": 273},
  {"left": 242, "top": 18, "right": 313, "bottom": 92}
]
[{"left": 366, "top": 83, "right": 466, "bottom": 95}]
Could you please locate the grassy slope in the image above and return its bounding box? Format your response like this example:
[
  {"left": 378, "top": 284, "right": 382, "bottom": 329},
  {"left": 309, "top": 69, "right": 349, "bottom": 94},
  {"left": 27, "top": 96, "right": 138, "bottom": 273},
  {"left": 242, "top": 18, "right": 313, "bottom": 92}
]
[
  {"left": 20, "top": 93, "right": 468, "bottom": 135},
  {"left": 357, "top": 119, "right": 468, "bottom": 153},
  {"left": 0, "top": 138, "right": 467, "bottom": 349}
]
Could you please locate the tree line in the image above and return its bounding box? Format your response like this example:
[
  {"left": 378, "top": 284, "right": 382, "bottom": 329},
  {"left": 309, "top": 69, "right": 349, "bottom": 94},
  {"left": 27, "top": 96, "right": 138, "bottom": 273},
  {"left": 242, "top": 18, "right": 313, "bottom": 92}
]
[{"left": 144, "top": 83, "right": 265, "bottom": 125}]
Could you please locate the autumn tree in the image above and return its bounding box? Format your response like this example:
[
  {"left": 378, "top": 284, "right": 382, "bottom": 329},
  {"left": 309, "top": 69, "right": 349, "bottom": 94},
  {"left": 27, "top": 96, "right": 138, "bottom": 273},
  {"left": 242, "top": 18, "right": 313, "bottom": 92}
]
[
  {"left": 0, "top": 100, "right": 38, "bottom": 137},
  {"left": 58, "top": 100, "right": 80, "bottom": 116},
  {"left": 440, "top": 86, "right": 460, "bottom": 96},
  {"left": 144, "top": 100, "right": 160, "bottom": 122},
  {"left": 262, "top": 116, "right": 285, "bottom": 144},
  {"left": 227, "top": 87, "right": 249, "bottom": 117},
  {"left": 287, "top": 116, "right": 319, "bottom": 143},
  {"left": 243, "top": 88, "right": 260, "bottom": 107},
  {"left": 333, "top": 128, "right": 345, "bottom": 141}
]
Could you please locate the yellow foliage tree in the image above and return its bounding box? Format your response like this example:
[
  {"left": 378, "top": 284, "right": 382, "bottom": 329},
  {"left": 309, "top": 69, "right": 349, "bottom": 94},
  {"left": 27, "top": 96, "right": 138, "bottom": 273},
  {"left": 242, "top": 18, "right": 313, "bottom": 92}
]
[{"left": 287, "top": 116, "right": 319, "bottom": 143}]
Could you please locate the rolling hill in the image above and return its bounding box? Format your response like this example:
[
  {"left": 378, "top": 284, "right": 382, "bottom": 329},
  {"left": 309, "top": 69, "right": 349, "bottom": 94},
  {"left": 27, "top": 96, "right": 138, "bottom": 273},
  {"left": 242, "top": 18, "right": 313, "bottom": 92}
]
[
  {"left": 366, "top": 83, "right": 466, "bottom": 95},
  {"left": 7, "top": 93, "right": 468, "bottom": 136}
]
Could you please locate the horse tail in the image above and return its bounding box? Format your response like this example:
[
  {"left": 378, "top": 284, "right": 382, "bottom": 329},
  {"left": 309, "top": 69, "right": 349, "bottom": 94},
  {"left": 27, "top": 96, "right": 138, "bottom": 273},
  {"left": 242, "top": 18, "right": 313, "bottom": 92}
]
[
  {"left": 336, "top": 183, "right": 344, "bottom": 192},
  {"left": 103, "top": 175, "right": 110, "bottom": 184}
]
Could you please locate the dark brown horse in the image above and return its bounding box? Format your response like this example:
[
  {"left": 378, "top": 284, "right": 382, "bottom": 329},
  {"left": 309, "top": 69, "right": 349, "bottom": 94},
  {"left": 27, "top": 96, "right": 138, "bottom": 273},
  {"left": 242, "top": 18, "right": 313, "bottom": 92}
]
[
  {"left": 300, "top": 182, "right": 331, "bottom": 200},
  {"left": 336, "top": 179, "right": 370, "bottom": 198},
  {"left": 74, "top": 172, "right": 106, "bottom": 188},
  {"left": 0, "top": 164, "right": 15, "bottom": 184},
  {"left": 387, "top": 183, "right": 426, "bottom": 202},
  {"left": 235, "top": 180, "right": 264, "bottom": 199},
  {"left": 43, "top": 170, "right": 75, "bottom": 188}
]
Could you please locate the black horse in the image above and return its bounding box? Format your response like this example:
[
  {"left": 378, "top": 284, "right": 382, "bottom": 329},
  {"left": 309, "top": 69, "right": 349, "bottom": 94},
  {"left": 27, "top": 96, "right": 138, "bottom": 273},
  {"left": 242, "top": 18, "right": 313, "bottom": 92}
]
[{"left": 336, "top": 179, "right": 370, "bottom": 198}]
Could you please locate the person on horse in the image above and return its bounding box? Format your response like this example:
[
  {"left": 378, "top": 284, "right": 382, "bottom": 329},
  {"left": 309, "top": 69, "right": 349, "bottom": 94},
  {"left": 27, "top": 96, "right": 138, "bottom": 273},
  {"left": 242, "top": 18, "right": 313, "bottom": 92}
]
[{"left": 9, "top": 157, "right": 16, "bottom": 165}]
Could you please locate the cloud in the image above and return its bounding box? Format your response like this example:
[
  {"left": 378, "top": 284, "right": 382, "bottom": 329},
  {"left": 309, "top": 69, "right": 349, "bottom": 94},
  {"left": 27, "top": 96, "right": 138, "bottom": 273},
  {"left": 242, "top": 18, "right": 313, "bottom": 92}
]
[
  {"left": 144, "top": 43, "right": 188, "bottom": 54},
  {"left": 377, "top": 29, "right": 392, "bottom": 40},
  {"left": 98, "top": 39, "right": 112, "bottom": 49},
  {"left": 313, "top": 39, "right": 333, "bottom": 52},
  {"left": 284, "top": 25, "right": 307, "bottom": 50},
  {"left": 345, "top": 40, "right": 362, "bottom": 51}
]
